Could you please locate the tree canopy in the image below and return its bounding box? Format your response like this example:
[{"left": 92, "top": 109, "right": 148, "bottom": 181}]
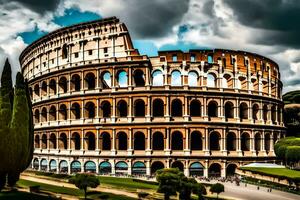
[{"left": 69, "top": 173, "right": 100, "bottom": 199}]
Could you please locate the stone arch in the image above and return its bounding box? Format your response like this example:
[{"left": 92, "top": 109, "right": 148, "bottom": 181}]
[
  {"left": 223, "top": 73, "right": 233, "bottom": 88},
  {"left": 241, "top": 132, "right": 250, "bottom": 151},
  {"left": 191, "top": 131, "right": 202, "bottom": 150},
  {"left": 85, "top": 132, "right": 95, "bottom": 150},
  {"left": 71, "top": 102, "right": 81, "bottom": 119},
  {"left": 252, "top": 104, "right": 259, "bottom": 121},
  {"left": 59, "top": 160, "right": 68, "bottom": 173},
  {"left": 33, "top": 158, "right": 39, "bottom": 170},
  {"left": 58, "top": 76, "right": 68, "bottom": 93},
  {"left": 189, "top": 162, "right": 204, "bottom": 176},
  {"left": 49, "top": 133, "right": 56, "bottom": 149},
  {"left": 49, "top": 79, "right": 56, "bottom": 95},
  {"left": 84, "top": 161, "right": 96, "bottom": 173},
  {"left": 41, "top": 134, "right": 47, "bottom": 149},
  {"left": 49, "top": 159, "right": 57, "bottom": 172},
  {"left": 265, "top": 133, "right": 271, "bottom": 152},
  {"left": 41, "top": 107, "right": 47, "bottom": 122},
  {"left": 85, "top": 72, "right": 96, "bottom": 90},
  {"left": 171, "top": 70, "right": 181, "bottom": 86},
  {"left": 188, "top": 71, "right": 198, "bottom": 86},
  {"left": 59, "top": 133, "right": 68, "bottom": 149},
  {"left": 132, "top": 161, "right": 146, "bottom": 175},
  {"left": 99, "top": 161, "right": 112, "bottom": 174},
  {"left": 151, "top": 161, "right": 164, "bottom": 175},
  {"left": 238, "top": 76, "right": 247, "bottom": 90},
  {"left": 210, "top": 131, "right": 220, "bottom": 150},
  {"left": 171, "top": 99, "right": 183, "bottom": 117},
  {"left": 62, "top": 44, "right": 68, "bottom": 59},
  {"left": 171, "top": 131, "right": 183, "bottom": 150},
  {"left": 226, "top": 132, "right": 236, "bottom": 151},
  {"left": 59, "top": 104, "right": 67, "bottom": 120},
  {"left": 255, "top": 132, "right": 261, "bottom": 151},
  {"left": 171, "top": 161, "right": 184, "bottom": 171},
  {"left": 71, "top": 74, "right": 81, "bottom": 91},
  {"left": 226, "top": 163, "right": 237, "bottom": 177},
  {"left": 34, "top": 84, "right": 40, "bottom": 96},
  {"left": 117, "top": 132, "right": 127, "bottom": 150},
  {"left": 239, "top": 102, "right": 248, "bottom": 120},
  {"left": 207, "top": 73, "right": 216, "bottom": 87},
  {"left": 208, "top": 101, "right": 218, "bottom": 118},
  {"left": 271, "top": 105, "right": 276, "bottom": 123},
  {"left": 152, "top": 70, "right": 164, "bottom": 86},
  {"left": 134, "top": 131, "right": 145, "bottom": 150},
  {"left": 101, "top": 101, "right": 111, "bottom": 118},
  {"left": 263, "top": 104, "right": 268, "bottom": 122},
  {"left": 117, "top": 100, "right": 128, "bottom": 117},
  {"left": 190, "top": 99, "right": 201, "bottom": 117},
  {"left": 41, "top": 81, "right": 47, "bottom": 96},
  {"left": 115, "top": 161, "right": 128, "bottom": 174},
  {"left": 117, "top": 70, "right": 128, "bottom": 87},
  {"left": 34, "top": 135, "right": 40, "bottom": 148},
  {"left": 152, "top": 132, "right": 164, "bottom": 150},
  {"left": 133, "top": 69, "right": 145, "bottom": 87},
  {"left": 153, "top": 98, "right": 164, "bottom": 117},
  {"left": 225, "top": 101, "right": 234, "bottom": 119},
  {"left": 100, "top": 132, "right": 111, "bottom": 150},
  {"left": 49, "top": 105, "right": 57, "bottom": 121},
  {"left": 34, "top": 109, "right": 40, "bottom": 123},
  {"left": 71, "top": 132, "right": 81, "bottom": 150},
  {"left": 71, "top": 161, "right": 81, "bottom": 173},
  {"left": 101, "top": 71, "right": 111, "bottom": 89},
  {"left": 40, "top": 159, "right": 48, "bottom": 171},
  {"left": 134, "top": 99, "right": 145, "bottom": 117},
  {"left": 208, "top": 163, "right": 221, "bottom": 177},
  {"left": 85, "top": 101, "right": 95, "bottom": 118}
]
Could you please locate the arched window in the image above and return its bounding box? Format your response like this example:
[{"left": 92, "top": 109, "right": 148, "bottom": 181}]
[
  {"left": 71, "top": 161, "right": 81, "bottom": 173},
  {"left": 226, "top": 164, "right": 237, "bottom": 177},
  {"left": 171, "top": 99, "right": 182, "bottom": 117},
  {"left": 207, "top": 73, "right": 216, "bottom": 87},
  {"left": 152, "top": 70, "right": 163, "bottom": 86},
  {"left": 101, "top": 132, "right": 111, "bottom": 150},
  {"left": 41, "top": 81, "right": 47, "bottom": 96},
  {"left": 85, "top": 73, "right": 95, "bottom": 90},
  {"left": 59, "top": 160, "right": 68, "bottom": 173},
  {"left": 263, "top": 104, "right": 268, "bottom": 122},
  {"left": 62, "top": 44, "right": 68, "bottom": 59},
  {"left": 34, "top": 84, "right": 40, "bottom": 96},
  {"left": 189, "top": 162, "right": 204, "bottom": 176},
  {"left": 34, "top": 135, "right": 40, "bottom": 148},
  {"left": 224, "top": 102, "right": 234, "bottom": 119},
  {"left": 134, "top": 70, "right": 145, "bottom": 87},
  {"left": 101, "top": 101, "right": 111, "bottom": 118},
  {"left": 255, "top": 133, "right": 261, "bottom": 151},
  {"left": 132, "top": 162, "right": 146, "bottom": 175},
  {"left": 190, "top": 100, "right": 201, "bottom": 117},
  {"left": 152, "top": 132, "right": 164, "bottom": 150},
  {"left": 49, "top": 160, "right": 57, "bottom": 172},
  {"left": 271, "top": 105, "right": 276, "bottom": 123},
  {"left": 153, "top": 99, "right": 164, "bottom": 117},
  {"left": 33, "top": 158, "right": 39, "bottom": 170},
  {"left": 208, "top": 101, "right": 218, "bottom": 117},
  {"left": 117, "top": 132, "right": 127, "bottom": 150},
  {"left": 171, "top": 70, "right": 181, "bottom": 86},
  {"left": 117, "top": 100, "right": 127, "bottom": 117},
  {"left": 84, "top": 161, "right": 96, "bottom": 173},
  {"left": 226, "top": 132, "right": 236, "bottom": 151},
  {"left": 151, "top": 161, "right": 164, "bottom": 175},
  {"left": 41, "top": 107, "right": 47, "bottom": 122},
  {"left": 134, "top": 99, "right": 145, "bottom": 117},
  {"left": 85, "top": 102, "right": 95, "bottom": 118},
  {"left": 59, "top": 104, "right": 67, "bottom": 120},
  {"left": 59, "top": 133, "right": 67, "bottom": 149},
  {"left": 115, "top": 161, "right": 128, "bottom": 174},
  {"left": 71, "top": 103, "right": 81, "bottom": 119},
  {"left": 49, "top": 106, "right": 56, "bottom": 121},
  {"left": 210, "top": 132, "right": 220, "bottom": 150},
  {"left": 239, "top": 102, "right": 248, "bottom": 120},
  {"left": 241, "top": 132, "right": 250, "bottom": 151},
  {"left": 134, "top": 132, "right": 145, "bottom": 150},
  {"left": 171, "top": 131, "right": 183, "bottom": 150},
  {"left": 85, "top": 132, "right": 95, "bottom": 150},
  {"left": 171, "top": 161, "right": 184, "bottom": 171},
  {"left": 49, "top": 133, "right": 56, "bottom": 149},
  {"left": 41, "top": 159, "right": 48, "bottom": 171},
  {"left": 191, "top": 131, "right": 202, "bottom": 150},
  {"left": 41, "top": 134, "right": 47, "bottom": 149},
  {"left": 71, "top": 132, "right": 81, "bottom": 150},
  {"left": 99, "top": 162, "right": 112, "bottom": 174},
  {"left": 117, "top": 71, "right": 128, "bottom": 87},
  {"left": 188, "top": 71, "right": 198, "bottom": 86},
  {"left": 208, "top": 163, "right": 221, "bottom": 177},
  {"left": 34, "top": 109, "right": 40, "bottom": 123},
  {"left": 252, "top": 104, "right": 259, "bottom": 121},
  {"left": 222, "top": 74, "right": 232, "bottom": 88},
  {"left": 59, "top": 77, "right": 68, "bottom": 93},
  {"left": 49, "top": 79, "right": 56, "bottom": 95},
  {"left": 71, "top": 74, "right": 81, "bottom": 91},
  {"left": 102, "top": 72, "right": 111, "bottom": 89}
]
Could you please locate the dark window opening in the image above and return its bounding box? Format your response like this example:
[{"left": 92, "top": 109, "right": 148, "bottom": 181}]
[{"left": 153, "top": 99, "right": 164, "bottom": 117}]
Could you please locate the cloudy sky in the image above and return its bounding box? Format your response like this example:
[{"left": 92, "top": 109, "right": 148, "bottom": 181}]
[{"left": 0, "top": 0, "right": 300, "bottom": 93}]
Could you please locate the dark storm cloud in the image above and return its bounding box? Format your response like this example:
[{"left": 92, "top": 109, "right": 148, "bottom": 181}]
[
  {"left": 223, "top": 0, "right": 300, "bottom": 47},
  {"left": 0, "top": 0, "right": 61, "bottom": 13}
]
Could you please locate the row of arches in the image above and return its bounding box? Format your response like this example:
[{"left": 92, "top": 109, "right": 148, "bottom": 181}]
[
  {"left": 32, "top": 158, "right": 237, "bottom": 177},
  {"left": 35, "top": 130, "right": 277, "bottom": 153},
  {"left": 33, "top": 99, "right": 281, "bottom": 124}
]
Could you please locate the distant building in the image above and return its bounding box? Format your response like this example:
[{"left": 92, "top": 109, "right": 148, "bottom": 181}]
[{"left": 20, "top": 17, "right": 285, "bottom": 177}]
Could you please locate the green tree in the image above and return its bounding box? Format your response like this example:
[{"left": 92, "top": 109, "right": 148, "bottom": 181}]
[
  {"left": 193, "top": 183, "right": 207, "bottom": 200},
  {"left": 69, "top": 174, "right": 100, "bottom": 199},
  {"left": 178, "top": 177, "right": 197, "bottom": 200},
  {"left": 209, "top": 183, "right": 224, "bottom": 199}
]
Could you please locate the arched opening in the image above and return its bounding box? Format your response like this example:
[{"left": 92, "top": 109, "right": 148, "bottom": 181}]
[
  {"left": 252, "top": 104, "right": 259, "bottom": 121},
  {"left": 34, "top": 84, "right": 40, "bottom": 97},
  {"left": 226, "top": 164, "right": 237, "bottom": 177},
  {"left": 238, "top": 76, "right": 247, "bottom": 90},
  {"left": 271, "top": 105, "right": 276, "bottom": 124},
  {"left": 263, "top": 104, "right": 268, "bottom": 122},
  {"left": 34, "top": 135, "right": 40, "bottom": 148},
  {"left": 134, "top": 99, "right": 145, "bottom": 117},
  {"left": 85, "top": 132, "right": 95, "bottom": 150},
  {"left": 58, "top": 76, "right": 68, "bottom": 93},
  {"left": 225, "top": 102, "right": 234, "bottom": 119},
  {"left": 226, "top": 132, "right": 236, "bottom": 151},
  {"left": 71, "top": 161, "right": 81, "bottom": 173},
  {"left": 171, "top": 99, "right": 182, "bottom": 117},
  {"left": 40, "top": 159, "right": 47, "bottom": 171},
  {"left": 101, "top": 132, "right": 111, "bottom": 150},
  {"left": 117, "top": 132, "right": 127, "bottom": 150},
  {"left": 171, "top": 131, "right": 183, "bottom": 150},
  {"left": 85, "top": 102, "right": 95, "bottom": 118},
  {"left": 188, "top": 71, "right": 198, "bottom": 86},
  {"left": 152, "top": 132, "right": 164, "bottom": 150},
  {"left": 49, "top": 79, "right": 56, "bottom": 95},
  {"left": 102, "top": 71, "right": 111, "bottom": 89},
  {"left": 115, "top": 161, "right": 128, "bottom": 175},
  {"left": 117, "top": 100, "right": 128, "bottom": 117},
  {"left": 132, "top": 161, "right": 146, "bottom": 175},
  {"left": 153, "top": 99, "right": 164, "bottom": 117},
  {"left": 62, "top": 44, "right": 68, "bottom": 59},
  {"left": 117, "top": 71, "right": 128, "bottom": 87},
  {"left": 239, "top": 102, "right": 248, "bottom": 120},
  {"left": 222, "top": 74, "right": 232, "bottom": 88},
  {"left": 41, "top": 134, "right": 47, "bottom": 149},
  {"left": 49, "top": 106, "right": 57, "bottom": 121},
  {"left": 255, "top": 133, "right": 261, "bottom": 151},
  {"left": 49, "top": 160, "right": 57, "bottom": 172},
  {"left": 59, "top": 160, "right": 68, "bottom": 173},
  {"left": 41, "top": 81, "right": 47, "bottom": 96},
  {"left": 207, "top": 73, "right": 216, "bottom": 87},
  {"left": 171, "top": 70, "right": 181, "bottom": 86},
  {"left": 191, "top": 131, "right": 202, "bottom": 150},
  {"left": 134, "top": 132, "right": 145, "bottom": 150},
  {"left": 171, "top": 161, "right": 184, "bottom": 171},
  {"left": 71, "top": 74, "right": 81, "bottom": 91},
  {"left": 210, "top": 132, "right": 220, "bottom": 150},
  {"left": 208, "top": 163, "right": 221, "bottom": 177},
  {"left": 99, "top": 162, "right": 111, "bottom": 174},
  {"left": 49, "top": 133, "right": 56, "bottom": 149},
  {"left": 59, "top": 104, "right": 67, "bottom": 120},
  {"left": 101, "top": 101, "right": 111, "bottom": 118},
  {"left": 34, "top": 109, "right": 40, "bottom": 123},
  {"left": 71, "top": 132, "right": 81, "bottom": 150},
  {"left": 190, "top": 162, "right": 204, "bottom": 176},
  {"left": 265, "top": 133, "right": 271, "bottom": 152},
  {"left": 152, "top": 70, "right": 164, "bottom": 86},
  {"left": 241, "top": 132, "right": 250, "bottom": 151},
  {"left": 59, "top": 133, "right": 68, "bottom": 149},
  {"left": 151, "top": 161, "right": 164, "bottom": 175},
  {"left": 208, "top": 101, "right": 218, "bottom": 118},
  {"left": 71, "top": 103, "right": 81, "bottom": 119},
  {"left": 33, "top": 158, "right": 39, "bottom": 170},
  {"left": 41, "top": 107, "right": 47, "bottom": 122},
  {"left": 85, "top": 73, "right": 95, "bottom": 90},
  {"left": 190, "top": 100, "right": 201, "bottom": 117},
  {"left": 84, "top": 161, "right": 96, "bottom": 173},
  {"left": 134, "top": 70, "right": 145, "bottom": 87}
]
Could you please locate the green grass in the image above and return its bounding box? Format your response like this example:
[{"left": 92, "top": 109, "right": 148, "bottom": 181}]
[
  {"left": 0, "top": 190, "right": 57, "bottom": 200},
  {"left": 240, "top": 167, "right": 300, "bottom": 179}
]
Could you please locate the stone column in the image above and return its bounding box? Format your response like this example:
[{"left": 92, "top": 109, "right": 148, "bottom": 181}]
[
  {"left": 146, "top": 128, "right": 152, "bottom": 155},
  {"left": 184, "top": 127, "right": 190, "bottom": 155},
  {"left": 165, "top": 128, "right": 171, "bottom": 155},
  {"left": 128, "top": 128, "right": 133, "bottom": 155},
  {"left": 111, "top": 129, "right": 116, "bottom": 155},
  {"left": 146, "top": 160, "right": 151, "bottom": 176},
  {"left": 204, "top": 129, "right": 210, "bottom": 156}
]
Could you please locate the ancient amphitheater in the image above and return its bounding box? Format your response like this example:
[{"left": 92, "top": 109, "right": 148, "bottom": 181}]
[{"left": 20, "top": 17, "right": 286, "bottom": 178}]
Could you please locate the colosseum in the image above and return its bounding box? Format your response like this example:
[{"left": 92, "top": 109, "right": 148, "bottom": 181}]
[{"left": 20, "top": 17, "right": 286, "bottom": 178}]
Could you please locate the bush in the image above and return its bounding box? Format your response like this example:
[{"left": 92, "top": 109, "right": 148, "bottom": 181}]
[{"left": 138, "top": 191, "right": 149, "bottom": 199}]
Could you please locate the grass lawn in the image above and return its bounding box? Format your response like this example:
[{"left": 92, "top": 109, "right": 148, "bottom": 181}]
[
  {"left": 240, "top": 167, "right": 300, "bottom": 179},
  {"left": 0, "top": 190, "right": 57, "bottom": 200}
]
